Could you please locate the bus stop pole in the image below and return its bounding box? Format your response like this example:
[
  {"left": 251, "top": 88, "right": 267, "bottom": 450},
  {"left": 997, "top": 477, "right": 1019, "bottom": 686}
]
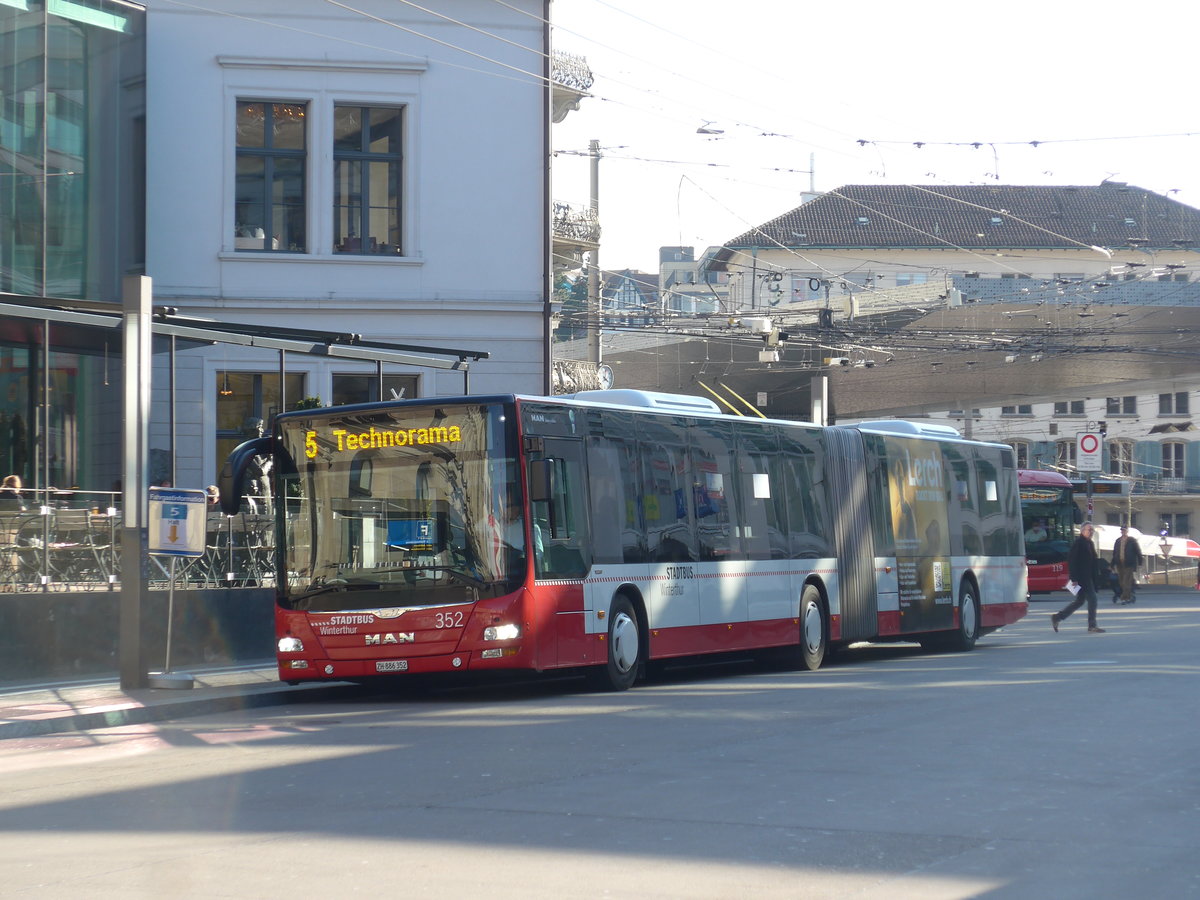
[{"left": 119, "top": 275, "right": 152, "bottom": 690}]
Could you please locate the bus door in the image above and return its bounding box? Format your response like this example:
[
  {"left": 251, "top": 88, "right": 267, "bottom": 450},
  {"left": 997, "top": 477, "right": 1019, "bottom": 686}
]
[
  {"left": 825, "top": 428, "right": 879, "bottom": 641},
  {"left": 882, "top": 436, "right": 953, "bottom": 635},
  {"left": 527, "top": 437, "right": 590, "bottom": 667},
  {"left": 638, "top": 422, "right": 701, "bottom": 639},
  {"left": 690, "top": 420, "right": 746, "bottom": 636}
]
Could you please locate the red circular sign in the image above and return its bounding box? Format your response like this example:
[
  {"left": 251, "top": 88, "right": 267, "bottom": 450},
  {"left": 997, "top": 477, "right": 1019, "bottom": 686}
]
[{"left": 1080, "top": 434, "right": 1100, "bottom": 453}]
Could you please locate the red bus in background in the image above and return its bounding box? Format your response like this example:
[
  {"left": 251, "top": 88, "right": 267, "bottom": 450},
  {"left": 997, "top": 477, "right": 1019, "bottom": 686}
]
[{"left": 1018, "top": 469, "right": 1077, "bottom": 592}]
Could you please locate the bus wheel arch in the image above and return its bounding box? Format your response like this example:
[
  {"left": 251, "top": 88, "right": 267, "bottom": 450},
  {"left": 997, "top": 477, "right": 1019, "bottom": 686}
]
[{"left": 587, "top": 588, "right": 646, "bottom": 691}]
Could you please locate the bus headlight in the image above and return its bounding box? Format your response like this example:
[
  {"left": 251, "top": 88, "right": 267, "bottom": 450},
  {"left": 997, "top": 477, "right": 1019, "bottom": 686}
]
[
  {"left": 278, "top": 637, "right": 304, "bottom": 652},
  {"left": 483, "top": 624, "right": 521, "bottom": 642}
]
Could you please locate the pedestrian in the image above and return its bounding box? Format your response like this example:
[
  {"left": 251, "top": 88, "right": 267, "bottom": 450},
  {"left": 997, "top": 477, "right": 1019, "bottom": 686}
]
[
  {"left": 1111, "top": 524, "right": 1143, "bottom": 605},
  {"left": 1051, "top": 522, "right": 1106, "bottom": 634}
]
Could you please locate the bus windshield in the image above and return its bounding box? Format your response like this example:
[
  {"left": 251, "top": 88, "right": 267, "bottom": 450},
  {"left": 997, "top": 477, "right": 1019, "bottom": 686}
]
[
  {"left": 275, "top": 401, "right": 522, "bottom": 611},
  {"left": 1020, "top": 485, "right": 1074, "bottom": 563}
]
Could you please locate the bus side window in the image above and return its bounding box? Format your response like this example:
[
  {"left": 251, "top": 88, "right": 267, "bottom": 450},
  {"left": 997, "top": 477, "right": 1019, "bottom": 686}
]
[
  {"left": 947, "top": 451, "right": 982, "bottom": 555},
  {"left": 532, "top": 452, "right": 588, "bottom": 579},
  {"left": 585, "top": 437, "right": 637, "bottom": 564},
  {"left": 733, "top": 424, "right": 779, "bottom": 561},
  {"left": 862, "top": 436, "right": 895, "bottom": 557},
  {"left": 977, "top": 456, "right": 1006, "bottom": 556},
  {"left": 780, "top": 430, "right": 832, "bottom": 559},
  {"left": 998, "top": 462, "right": 1022, "bottom": 556},
  {"left": 637, "top": 417, "right": 696, "bottom": 563},
  {"left": 690, "top": 419, "right": 742, "bottom": 561}
]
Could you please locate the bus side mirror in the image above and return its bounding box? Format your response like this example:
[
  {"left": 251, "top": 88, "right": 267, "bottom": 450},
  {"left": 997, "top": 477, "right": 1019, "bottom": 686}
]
[
  {"left": 1073, "top": 505, "right": 1084, "bottom": 525},
  {"left": 219, "top": 436, "right": 272, "bottom": 516}
]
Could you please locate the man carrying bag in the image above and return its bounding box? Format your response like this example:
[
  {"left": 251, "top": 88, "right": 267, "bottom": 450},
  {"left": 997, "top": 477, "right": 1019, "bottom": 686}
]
[{"left": 1051, "top": 522, "right": 1106, "bottom": 634}]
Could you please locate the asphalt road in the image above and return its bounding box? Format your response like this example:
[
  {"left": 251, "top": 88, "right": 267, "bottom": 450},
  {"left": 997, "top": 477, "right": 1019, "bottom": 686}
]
[{"left": 2, "top": 588, "right": 1198, "bottom": 899}]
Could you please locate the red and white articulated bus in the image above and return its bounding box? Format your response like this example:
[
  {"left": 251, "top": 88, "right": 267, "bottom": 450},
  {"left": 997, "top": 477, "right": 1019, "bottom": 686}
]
[
  {"left": 1017, "top": 469, "right": 1077, "bottom": 593},
  {"left": 220, "top": 391, "right": 1028, "bottom": 690}
]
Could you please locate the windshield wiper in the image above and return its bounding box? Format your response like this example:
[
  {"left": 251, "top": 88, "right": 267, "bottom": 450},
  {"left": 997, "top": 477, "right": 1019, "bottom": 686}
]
[
  {"left": 293, "top": 580, "right": 384, "bottom": 602},
  {"left": 358, "top": 564, "right": 489, "bottom": 589}
]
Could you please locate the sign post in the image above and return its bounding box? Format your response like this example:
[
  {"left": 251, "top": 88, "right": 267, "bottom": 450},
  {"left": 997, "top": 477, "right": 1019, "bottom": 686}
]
[
  {"left": 1076, "top": 432, "right": 1103, "bottom": 520},
  {"left": 147, "top": 487, "right": 207, "bottom": 689}
]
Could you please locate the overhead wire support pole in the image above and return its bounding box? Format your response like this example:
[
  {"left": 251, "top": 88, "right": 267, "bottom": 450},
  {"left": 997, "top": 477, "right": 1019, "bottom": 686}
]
[
  {"left": 588, "top": 139, "right": 602, "bottom": 367},
  {"left": 120, "top": 275, "right": 152, "bottom": 690}
]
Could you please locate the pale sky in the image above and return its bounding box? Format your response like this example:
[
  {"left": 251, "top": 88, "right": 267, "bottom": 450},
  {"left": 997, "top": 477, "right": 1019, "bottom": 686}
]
[{"left": 550, "top": 0, "right": 1200, "bottom": 274}]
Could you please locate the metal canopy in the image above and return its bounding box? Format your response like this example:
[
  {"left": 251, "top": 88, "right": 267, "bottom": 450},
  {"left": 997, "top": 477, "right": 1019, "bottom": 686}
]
[{"left": 0, "top": 295, "right": 488, "bottom": 369}]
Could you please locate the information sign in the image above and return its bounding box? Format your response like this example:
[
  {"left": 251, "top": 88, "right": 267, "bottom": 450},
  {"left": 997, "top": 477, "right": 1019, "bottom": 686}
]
[{"left": 148, "top": 487, "right": 206, "bottom": 557}]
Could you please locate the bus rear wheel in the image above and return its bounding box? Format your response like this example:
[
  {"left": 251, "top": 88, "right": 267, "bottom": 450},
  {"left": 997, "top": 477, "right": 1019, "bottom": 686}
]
[
  {"left": 799, "top": 585, "right": 827, "bottom": 670},
  {"left": 587, "top": 595, "right": 642, "bottom": 691},
  {"left": 923, "top": 582, "right": 980, "bottom": 653},
  {"left": 950, "top": 583, "right": 980, "bottom": 652}
]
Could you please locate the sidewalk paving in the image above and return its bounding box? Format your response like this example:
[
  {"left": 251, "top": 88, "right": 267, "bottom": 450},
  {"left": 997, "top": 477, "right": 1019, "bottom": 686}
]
[{"left": 0, "top": 664, "right": 352, "bottom": 741}]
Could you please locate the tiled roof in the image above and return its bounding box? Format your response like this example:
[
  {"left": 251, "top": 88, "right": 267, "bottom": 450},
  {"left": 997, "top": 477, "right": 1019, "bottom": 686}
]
[{"left": 721, "top": 182, "right": 1200, "bottom": 253}]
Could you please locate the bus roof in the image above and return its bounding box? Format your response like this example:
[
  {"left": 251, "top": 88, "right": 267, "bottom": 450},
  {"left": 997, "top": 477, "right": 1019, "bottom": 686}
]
[
  {"left": 853, "top": 420, "right": 962, "bottom": 438},
  {"left": 1017, "top": 469, "right": 1074, "bottom": 487},
  {"left": 562, "top": 389, "right": 722, "bottom": 415}
]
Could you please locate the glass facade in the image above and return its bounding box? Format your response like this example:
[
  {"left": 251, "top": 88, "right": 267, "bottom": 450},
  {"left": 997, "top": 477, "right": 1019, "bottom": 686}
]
[{"left": 0, "top": 0, "right": 145, "bottom": 495}]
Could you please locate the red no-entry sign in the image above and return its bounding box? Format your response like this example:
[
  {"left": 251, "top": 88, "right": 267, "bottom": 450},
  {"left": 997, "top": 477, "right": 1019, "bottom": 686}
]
[{"left": 1076, "top": 432, "right": 1103, "bottom": 472}]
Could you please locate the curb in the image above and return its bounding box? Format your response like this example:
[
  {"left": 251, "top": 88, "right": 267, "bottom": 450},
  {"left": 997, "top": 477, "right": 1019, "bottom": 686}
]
[{"left": 0, "top": 683, "right": 356, "bottom": 741}]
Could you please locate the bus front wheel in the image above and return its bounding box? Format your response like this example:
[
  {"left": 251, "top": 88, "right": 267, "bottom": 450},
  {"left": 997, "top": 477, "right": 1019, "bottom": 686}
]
[{"left": 587, "top": 595, "right": 642, "bottom": 691}]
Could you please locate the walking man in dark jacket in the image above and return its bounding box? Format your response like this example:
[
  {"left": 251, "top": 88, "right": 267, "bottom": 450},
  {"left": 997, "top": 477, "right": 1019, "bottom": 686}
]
[
  {"left": 1051, "top": 522, "right": 1106, "bottom": 634},
  {"left": 1112, "top": 525, "right": 1143, "bottom": 605}
]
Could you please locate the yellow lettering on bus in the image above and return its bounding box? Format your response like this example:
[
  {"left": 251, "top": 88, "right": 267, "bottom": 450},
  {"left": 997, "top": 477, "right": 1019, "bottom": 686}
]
[{"left": 318, "top": 422, "right": 464, "bottom": 452}]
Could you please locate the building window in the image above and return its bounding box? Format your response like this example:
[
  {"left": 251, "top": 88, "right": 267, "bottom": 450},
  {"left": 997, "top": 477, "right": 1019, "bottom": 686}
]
[
  {"left": 235, "top": 101, "right": 307, "bottom": 252},
  {"left": 1162, "top": 441, "right": 1185, "bottom": 479},
  {"left": 1002, "top": 404, "right": 1032, "bottom": 416},
  {"left": 333, "top": 105, "right": 403, "bottom": 255},
  {"left": 894, "top": 273, "right": 928, "bottom": 286},
  {"left": 1159, "top": 513, "right": 1190, "bottom": 538},
  {"left": 1108, "top": 440, "right": 1134, "bottom": 477},
  {"left": 331, "top": 373, "right": 419, "bottom": 405},
  {"left": 1106, "top": 396, "right": 1137, "bottom": 416},
  {"left": 215, "top": 371, "right": 306, "bottom": 463},
  {"left": 790, "top": 274, "right": 825, "bottom": 301},
  {"left": 1159, "top": 392, "right": 1190, "bottom": 415},
  {"left": 1056, "top": 440, "right": 1076, "bottom": 469},
  {"left": 1010, "top": 441, "right": 1030, "bottom": 468},
  {"left": 1054, "top": 400, "right": 1085, "bottom": 416}
]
